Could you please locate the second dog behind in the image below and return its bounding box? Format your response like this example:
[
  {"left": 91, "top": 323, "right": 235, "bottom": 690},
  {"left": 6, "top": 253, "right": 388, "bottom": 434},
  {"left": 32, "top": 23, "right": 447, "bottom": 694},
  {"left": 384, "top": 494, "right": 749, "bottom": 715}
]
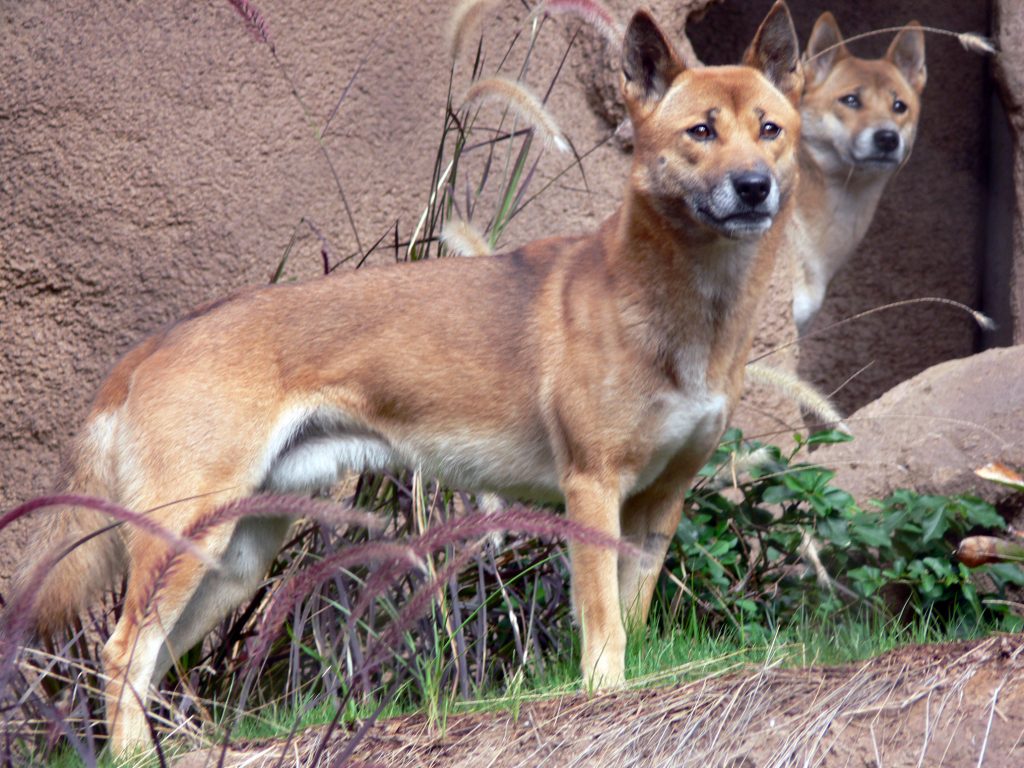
[{"left": 789, "top": 12, "right": 926, "bottom": 334}]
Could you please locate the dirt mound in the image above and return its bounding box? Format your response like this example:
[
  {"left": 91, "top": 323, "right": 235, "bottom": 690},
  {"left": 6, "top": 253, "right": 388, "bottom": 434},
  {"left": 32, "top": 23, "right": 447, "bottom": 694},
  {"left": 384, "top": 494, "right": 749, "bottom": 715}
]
[{"left": 177, "top": 635, "right": 1024, "bottom": 767}]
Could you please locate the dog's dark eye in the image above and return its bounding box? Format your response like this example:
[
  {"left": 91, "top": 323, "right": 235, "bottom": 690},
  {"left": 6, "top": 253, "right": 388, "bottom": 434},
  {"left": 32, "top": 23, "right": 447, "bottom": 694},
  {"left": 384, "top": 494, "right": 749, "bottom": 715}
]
[
  {"left": 760, "top": 121, "right": 781, "bottom": 140},
  {"left": 687, "top": 124, "right": 716, "bottom": 141},
  {"left": 839, "top": 93, "right": 861, "bottom": 109},
  {"left": 893, "top": 98, "right": 908, "bottom": 114}
]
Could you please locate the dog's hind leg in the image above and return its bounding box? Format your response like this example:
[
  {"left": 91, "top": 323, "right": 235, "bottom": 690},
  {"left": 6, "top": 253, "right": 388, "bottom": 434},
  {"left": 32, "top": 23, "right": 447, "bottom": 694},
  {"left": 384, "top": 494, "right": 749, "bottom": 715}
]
[
  {"left": 617, "top": 479, "right": 689, "bottom": 631},
  {"left": 102, "top": 502, "right": 290, "bottom": 754}
]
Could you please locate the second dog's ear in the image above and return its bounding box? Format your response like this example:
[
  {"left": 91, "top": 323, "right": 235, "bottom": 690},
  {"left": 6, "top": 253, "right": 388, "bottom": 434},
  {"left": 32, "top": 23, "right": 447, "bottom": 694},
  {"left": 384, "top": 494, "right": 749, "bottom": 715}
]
[
  {"left": 804, "top": 12, "right": 848, "bottom": 88},
  {"left": 743, "top": 1, "right": 803, "bottom": 105},
  {"left": 886, "top": 21, "right": 927, "bottom": 93},
  {"left": 621, "top": 11, "right": 684, "bottom": 112}
]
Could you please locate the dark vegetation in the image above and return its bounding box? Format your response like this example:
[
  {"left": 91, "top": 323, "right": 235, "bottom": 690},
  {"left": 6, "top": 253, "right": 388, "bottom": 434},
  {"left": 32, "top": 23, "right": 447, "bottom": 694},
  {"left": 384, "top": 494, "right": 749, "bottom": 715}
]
[{"left": 3, "top": 428, "right": 1018, "bottom": 766}]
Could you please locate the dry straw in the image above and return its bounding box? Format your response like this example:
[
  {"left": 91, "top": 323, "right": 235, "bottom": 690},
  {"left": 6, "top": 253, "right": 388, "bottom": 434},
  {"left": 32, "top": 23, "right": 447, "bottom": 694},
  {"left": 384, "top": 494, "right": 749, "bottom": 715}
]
[
  {"left": 287, "top": 636, "right": 1024, "bottom": 768},
  {"left": 745, "top": 363, "right": 850, "bottom": 435},
  {"left": 441, "top": 219, "right": 493, "bottom": 257},
  {"left": 540, "top": 0, "right": 624, "bottom": 48},
  {"left": 461, "top": 77, "right": 571, "bottom": 154}
]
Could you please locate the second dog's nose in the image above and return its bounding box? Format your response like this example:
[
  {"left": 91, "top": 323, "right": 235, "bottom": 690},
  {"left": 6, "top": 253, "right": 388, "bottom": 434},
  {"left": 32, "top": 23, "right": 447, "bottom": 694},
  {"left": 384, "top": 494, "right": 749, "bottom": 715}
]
[
  {"left": 873, "top": 129, "right": 900, "bottom": 153},
  {"left": 733, "top": 172, "right": 771, "bottom": 207}
]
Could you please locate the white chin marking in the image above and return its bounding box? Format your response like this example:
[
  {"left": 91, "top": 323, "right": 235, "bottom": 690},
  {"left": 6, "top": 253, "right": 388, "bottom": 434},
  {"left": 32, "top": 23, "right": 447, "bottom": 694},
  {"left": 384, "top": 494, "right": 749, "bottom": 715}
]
[{"left": 720, "top": 217, "right": 772, "bottom": 239}]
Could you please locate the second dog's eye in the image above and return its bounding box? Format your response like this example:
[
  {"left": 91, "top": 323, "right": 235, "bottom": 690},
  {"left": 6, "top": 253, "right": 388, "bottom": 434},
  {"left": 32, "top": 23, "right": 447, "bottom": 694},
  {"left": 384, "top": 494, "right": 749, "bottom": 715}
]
[
  {"left": 839, "top": 93, "right": 861, "bottom": 109},
  {"left": 893, "top": 98, "right": 908, "bottom": 114},
  {"left": 760, "top": 122, "right": 781, "bottom": 140},
  {"left": 687, "top": 124, "right": 716, "bottom": 141}
]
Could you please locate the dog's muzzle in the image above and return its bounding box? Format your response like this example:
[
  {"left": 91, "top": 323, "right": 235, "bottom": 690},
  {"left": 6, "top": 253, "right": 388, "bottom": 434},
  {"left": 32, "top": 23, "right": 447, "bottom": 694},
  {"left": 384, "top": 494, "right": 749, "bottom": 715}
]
[
  {"left": 851, "top": 125, "right": 905, "bottom": 167},
  {"left": 695, "top": 169, "right": 780, "bottom": 239}
]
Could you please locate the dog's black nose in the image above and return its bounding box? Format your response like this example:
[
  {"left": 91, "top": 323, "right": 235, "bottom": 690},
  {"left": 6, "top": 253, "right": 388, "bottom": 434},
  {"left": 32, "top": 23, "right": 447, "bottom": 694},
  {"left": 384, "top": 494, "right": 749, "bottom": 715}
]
[
  {"left": 873, "top": 130, "right": 900, "bottom": 153},
  {"left": 733, "top": 172, "right": 771, "bottom": 207}
]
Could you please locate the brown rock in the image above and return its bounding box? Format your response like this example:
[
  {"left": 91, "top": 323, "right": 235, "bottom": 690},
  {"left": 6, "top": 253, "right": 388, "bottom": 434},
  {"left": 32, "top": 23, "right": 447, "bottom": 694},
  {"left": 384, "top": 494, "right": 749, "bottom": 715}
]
[{"left": 816, "top": 346, "right": 1024, "bottom": 515}]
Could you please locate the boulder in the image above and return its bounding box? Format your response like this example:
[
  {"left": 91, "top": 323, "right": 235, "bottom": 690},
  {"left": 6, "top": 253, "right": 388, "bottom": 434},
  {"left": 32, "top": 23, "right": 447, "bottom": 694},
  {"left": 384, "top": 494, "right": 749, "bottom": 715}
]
[{"left": 816, "top": 346, "right": 1024, "bottom": 518}]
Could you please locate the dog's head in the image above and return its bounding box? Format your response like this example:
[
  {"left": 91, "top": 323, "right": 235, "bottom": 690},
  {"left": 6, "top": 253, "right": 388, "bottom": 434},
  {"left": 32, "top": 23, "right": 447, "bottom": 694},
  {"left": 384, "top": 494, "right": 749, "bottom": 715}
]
[
  {"left": 621, "top": 1, "right": 801, "bottom": 241},
  {"left": 800, "top": 13, "right": 926, "bottom": 173}
]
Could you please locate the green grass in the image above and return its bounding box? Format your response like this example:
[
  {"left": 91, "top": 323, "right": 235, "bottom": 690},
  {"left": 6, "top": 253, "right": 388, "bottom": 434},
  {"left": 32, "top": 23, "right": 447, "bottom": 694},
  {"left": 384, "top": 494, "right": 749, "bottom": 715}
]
[
  {"left": 43, "top": 744, "right": 182, "bottom": 768},
  {"left": 36, "top": 599, "right": 1001, "bottom": 767},
  {"left": 218, "top": 605, "right": 998, "bottom": 741}
]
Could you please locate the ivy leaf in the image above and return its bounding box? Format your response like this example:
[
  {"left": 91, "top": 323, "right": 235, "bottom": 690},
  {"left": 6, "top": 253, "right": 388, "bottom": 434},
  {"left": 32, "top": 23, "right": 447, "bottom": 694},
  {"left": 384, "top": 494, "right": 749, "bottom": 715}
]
[
  {"left": 762, "top": 484, "right": 798, "bottom": 504},
  {"left": 920, "top": 506, "right": 950, "bottom": 543},
  {"left": 806, "top": 429, "right": 854, "bottom": 446},
  {"left": 850, "top": 522, "right": 891, "bottom": 549},
  {"left": 818, "top": 517, "right": 851, "bottom": 548},
  {"left": 848, "top": 565, "right": 883, "bottom": 597},
  {"left": 958, "top": 496, "right": 1006, "bottom": 529}
]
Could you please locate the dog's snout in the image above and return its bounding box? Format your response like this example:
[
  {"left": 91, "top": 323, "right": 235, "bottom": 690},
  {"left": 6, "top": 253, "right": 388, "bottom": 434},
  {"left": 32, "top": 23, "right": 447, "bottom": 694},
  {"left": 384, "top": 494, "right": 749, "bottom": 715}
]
[
  {"left": 732, "top": 172, "right": 771, "bottom": 207},
  {"left": 873, "top": 129, "right": 900, "bottom": 154}
]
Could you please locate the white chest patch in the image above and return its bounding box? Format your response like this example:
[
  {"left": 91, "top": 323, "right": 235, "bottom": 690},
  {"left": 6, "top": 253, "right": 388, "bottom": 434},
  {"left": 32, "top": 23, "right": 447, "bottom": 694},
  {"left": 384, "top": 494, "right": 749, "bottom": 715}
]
[{"left": 628, "top": 390, "right": 728, "bottom": 495}]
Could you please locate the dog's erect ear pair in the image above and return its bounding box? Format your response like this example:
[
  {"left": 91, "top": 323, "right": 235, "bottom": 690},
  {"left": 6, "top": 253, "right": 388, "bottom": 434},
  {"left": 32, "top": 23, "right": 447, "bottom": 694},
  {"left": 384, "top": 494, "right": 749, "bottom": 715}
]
[
  {"left": 804, "top": 13, "right": 927, "bottom": 93},
  {"left": 622, "top": 1, "right": 802, "bottom": 111}
]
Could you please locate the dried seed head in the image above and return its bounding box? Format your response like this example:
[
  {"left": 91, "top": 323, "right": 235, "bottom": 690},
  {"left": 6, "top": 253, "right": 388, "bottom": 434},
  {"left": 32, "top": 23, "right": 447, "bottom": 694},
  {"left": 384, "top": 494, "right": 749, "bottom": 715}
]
[
  {"left": 957, "top": 32, "right": 997, "bottom": 56},
  {"left": 227, "top": 0, "right": 275, "bottom": 53},
  {"left": 462, "top": 76, "right": 571, "bottom": 153},
  {"left": 745, "top": 363, "right": 850, "bottom": 435},
  {"left": 542, "top": 0, "right": 624, "bottom": 48},
  {"left": 442, "top": 219, "right": 493, "bottom": 257},
  {"left": 449, "top": 0, "right": 501, "bottom": 60}
]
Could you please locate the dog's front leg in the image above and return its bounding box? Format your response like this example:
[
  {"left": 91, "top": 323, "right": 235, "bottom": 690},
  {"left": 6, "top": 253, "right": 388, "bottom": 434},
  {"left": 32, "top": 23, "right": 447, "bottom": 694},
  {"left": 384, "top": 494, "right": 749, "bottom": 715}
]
[
  {"left": 793, "top": 261, "right": 828, "bottom": 335},
  {"left": 563, "top": 471, "right": 626, "bottom": 689}
]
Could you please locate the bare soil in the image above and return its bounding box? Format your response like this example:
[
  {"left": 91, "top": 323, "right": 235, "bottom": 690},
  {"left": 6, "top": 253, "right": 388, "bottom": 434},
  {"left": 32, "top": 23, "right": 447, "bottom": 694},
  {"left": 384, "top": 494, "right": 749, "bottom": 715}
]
[{"left": 177, "top": 634, "right": 1024, "bottom": 767}]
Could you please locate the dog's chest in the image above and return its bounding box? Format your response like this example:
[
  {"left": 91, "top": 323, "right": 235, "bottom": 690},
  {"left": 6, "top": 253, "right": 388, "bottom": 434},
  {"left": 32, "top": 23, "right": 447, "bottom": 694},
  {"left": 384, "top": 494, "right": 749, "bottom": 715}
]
[
  {"left": 629, "top": 387, "right": 728, "bottom": 494},
  {"left": 654, "top": 389, "right": 727, "bottom": 451}
]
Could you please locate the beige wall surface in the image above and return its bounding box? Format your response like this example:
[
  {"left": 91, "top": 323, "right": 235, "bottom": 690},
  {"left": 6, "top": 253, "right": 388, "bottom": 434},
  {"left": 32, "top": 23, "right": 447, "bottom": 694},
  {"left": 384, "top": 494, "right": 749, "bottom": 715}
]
[{"left": 0, "top": 0, "right": 1006, "bottom": 583}]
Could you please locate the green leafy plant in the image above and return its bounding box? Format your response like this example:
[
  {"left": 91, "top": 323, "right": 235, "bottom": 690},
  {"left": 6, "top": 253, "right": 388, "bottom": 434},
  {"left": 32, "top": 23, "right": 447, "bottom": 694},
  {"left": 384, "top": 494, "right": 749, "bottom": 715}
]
[{"left": 657, "top": 429, "right": 1023, "bottom": 641}]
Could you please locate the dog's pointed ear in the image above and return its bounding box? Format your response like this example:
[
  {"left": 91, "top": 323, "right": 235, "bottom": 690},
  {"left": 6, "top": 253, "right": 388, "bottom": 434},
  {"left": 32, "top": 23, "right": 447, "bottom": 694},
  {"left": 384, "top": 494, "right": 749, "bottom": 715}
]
[
  {"left": 621, "top": 11, "right": 684, "bottom": 112},
  {"left": 743, "top": 1, "right": 803, "bottom": 105},
  {"left": 804, "top": 12, "right": 847, "bottom": 88},
  {"left": 886, "top": 21, "right": 927, "bottom": 93}
]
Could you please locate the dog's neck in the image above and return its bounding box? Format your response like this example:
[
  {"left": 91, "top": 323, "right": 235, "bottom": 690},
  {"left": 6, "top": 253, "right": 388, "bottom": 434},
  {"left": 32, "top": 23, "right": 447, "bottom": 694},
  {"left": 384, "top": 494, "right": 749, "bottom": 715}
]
[
  {"left": 600, "top": 187, "right": 779, "bottom": 393},
  {"left": 794, "top": 142, "right": 892, "bottom": 277}
]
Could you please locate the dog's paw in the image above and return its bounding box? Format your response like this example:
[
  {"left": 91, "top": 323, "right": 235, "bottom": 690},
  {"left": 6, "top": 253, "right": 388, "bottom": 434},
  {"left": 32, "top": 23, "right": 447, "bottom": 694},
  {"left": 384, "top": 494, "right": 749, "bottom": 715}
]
[{"left": 582, "top": 655, "right": 626, "bottom": 693}]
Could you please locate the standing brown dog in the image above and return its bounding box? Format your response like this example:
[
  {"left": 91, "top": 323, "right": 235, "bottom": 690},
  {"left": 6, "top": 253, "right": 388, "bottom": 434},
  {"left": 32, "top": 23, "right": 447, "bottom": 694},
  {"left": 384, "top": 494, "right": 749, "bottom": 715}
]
[{"left": 25, "top": 3, "right": 802, "bottom": 753}]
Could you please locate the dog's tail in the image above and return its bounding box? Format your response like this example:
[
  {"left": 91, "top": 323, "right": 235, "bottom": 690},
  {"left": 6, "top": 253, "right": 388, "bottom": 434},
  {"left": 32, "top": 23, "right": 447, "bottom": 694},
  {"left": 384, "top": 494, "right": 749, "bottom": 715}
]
[
  {"left": 20, "top": 412, "right": 129, "bottom": 639},
  {"left": 16, "top": 335, "right": 169, "bottom": 638}
]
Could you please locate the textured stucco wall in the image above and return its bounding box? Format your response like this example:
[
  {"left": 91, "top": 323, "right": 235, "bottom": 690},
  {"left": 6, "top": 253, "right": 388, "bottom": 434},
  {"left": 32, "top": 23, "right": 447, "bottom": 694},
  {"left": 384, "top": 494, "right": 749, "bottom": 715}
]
[
  {"left": 995, "top": 0, "right": 1024, "bottom": 343},
  {"left": 0, "top": 0, "right": 1007, "bottom": 585}
]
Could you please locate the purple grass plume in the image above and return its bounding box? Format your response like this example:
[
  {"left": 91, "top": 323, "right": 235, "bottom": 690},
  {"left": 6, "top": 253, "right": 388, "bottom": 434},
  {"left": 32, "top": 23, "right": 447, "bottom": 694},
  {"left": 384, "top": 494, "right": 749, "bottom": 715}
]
[
  {"left": 245, "top": 503, "right": 634, "bottom": 674},
  {"left": 227, "top": 0, "right": 275, "bottom": 53}
]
